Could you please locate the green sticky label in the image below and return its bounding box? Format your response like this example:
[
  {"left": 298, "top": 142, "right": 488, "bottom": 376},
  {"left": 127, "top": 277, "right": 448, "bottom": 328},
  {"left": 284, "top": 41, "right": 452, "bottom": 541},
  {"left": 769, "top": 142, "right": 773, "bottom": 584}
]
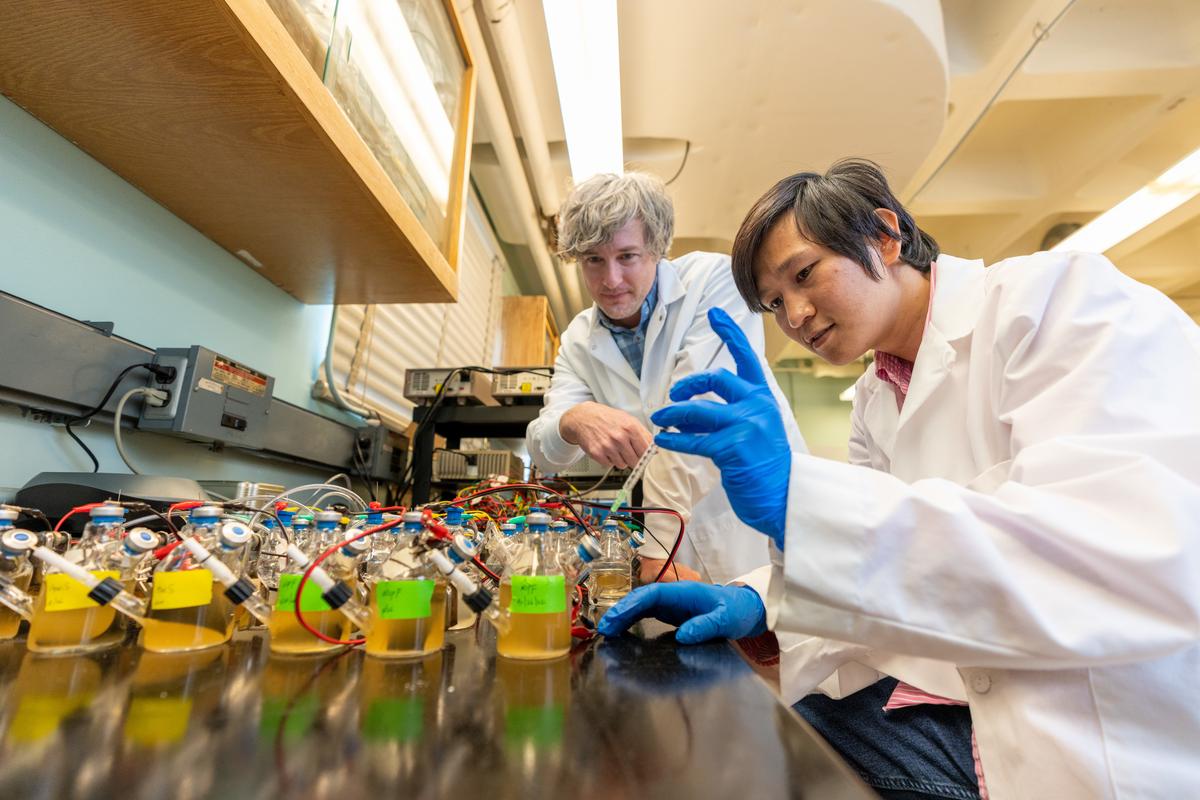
[
  {"left": 275, "top": 573, "right": 332, "bottom": 613},
  {"left": 509, "top": 575, "right": 566, "bottom": 614},
  {"left": 375, "top": 580, "right": 435, "bottom": 620},
  {"left": 259, "top": 694, "right": 319, "bottom": 743},
  {"left": 505, "top": 705, "right": 564, "bottom": 747},
  {"left": 363, "top": 698, "right": 424, "bottom": 742}
]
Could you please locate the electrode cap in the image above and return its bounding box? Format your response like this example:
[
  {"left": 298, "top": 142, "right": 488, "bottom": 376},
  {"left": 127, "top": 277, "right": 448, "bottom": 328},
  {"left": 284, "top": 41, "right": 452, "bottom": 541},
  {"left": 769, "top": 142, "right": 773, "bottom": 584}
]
[
  {"left": 340, "top": 536, "right": 371, "bottom": 557},
  {"left": 219, "top": 522, "right": 253, "bottom": 549},
  {"left": 315, "top": 510, "right": 342, "bottom": 528},
  {"left": 90, "top": 504, "right": 126, "bottom": 522},
  {"left": 578, "top": 534, "right": 601, "bottom": 563},
  {"left": 448, "top": 533, "right": 478, "bottom": 564},
  {"left": 0, "top": 529, "right": 37, "bottom": 556},
  {"left": 123, "top": 528, "right": 161, "bottom": 554}
]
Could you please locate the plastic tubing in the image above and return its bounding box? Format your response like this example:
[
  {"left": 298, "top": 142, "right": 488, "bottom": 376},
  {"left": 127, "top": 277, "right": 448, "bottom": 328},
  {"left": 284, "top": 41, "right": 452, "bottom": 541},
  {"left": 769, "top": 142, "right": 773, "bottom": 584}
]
[
  {"left": 260, "top": 484, "right": 367, "bottom": 513},
  {"left": 246, "top": 484, "right": 363, "bottom": 529}
]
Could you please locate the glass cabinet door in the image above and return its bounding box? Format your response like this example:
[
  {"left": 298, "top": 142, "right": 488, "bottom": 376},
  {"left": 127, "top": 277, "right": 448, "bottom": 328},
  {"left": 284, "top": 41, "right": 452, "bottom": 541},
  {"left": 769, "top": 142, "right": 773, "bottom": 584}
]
[{"left": 268, "top": 0, "right": 473, "bottom": 264}]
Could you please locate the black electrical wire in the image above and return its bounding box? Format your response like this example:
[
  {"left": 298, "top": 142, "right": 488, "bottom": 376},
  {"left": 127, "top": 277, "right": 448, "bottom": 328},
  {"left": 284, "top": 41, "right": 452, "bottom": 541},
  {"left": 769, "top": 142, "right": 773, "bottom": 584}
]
[
  {"left": 637, "top": 517, "right": 680, "bottom": 581},
  {"left": 5, "top": 505, "right": 51, "bottom": 532},
  {"left": 665, "top": 140, "right": 691, "bottom": 186},
  {"left": 397, "top": 366, "right": 554, "bottom": 498},
  {"left": 443, "top": 481, "right": 597, "bottom": 538},
  {"left": 123, "top": 501, "right": 178, "bottom": 534},
  {"left": 582, "top": 501, "right": 686, "bottom": 583},
  {"left": 223, "top": 503, "right": 291, "bottom": 545},
  {"left": 351, "top": 435, "right": 379, "bottom": 503},
  {"left": 397, "top": 368, "right": 468, "bottom": 497},
  {"left": 547, "top": 467, "right": 616, "bottom": 499},
  {"left": 63, "top": 362, "right": 164, "bottom": 473}
]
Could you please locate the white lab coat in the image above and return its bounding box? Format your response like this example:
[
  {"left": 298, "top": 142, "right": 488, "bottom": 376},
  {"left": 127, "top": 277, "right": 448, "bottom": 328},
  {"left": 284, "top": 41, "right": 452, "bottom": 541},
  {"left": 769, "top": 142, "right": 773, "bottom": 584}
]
[
  {"left": 526, "top": 252, "right": 807, "bottom": 584},
  {"left": 745, "top": 251, "right": 1200, "bottom": 799}
]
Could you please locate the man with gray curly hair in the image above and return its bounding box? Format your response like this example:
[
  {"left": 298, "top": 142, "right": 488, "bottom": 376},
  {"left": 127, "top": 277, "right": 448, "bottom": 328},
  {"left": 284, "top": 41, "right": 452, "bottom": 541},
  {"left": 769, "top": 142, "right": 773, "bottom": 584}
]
[{"left": 526, "top": 171, "right": 807, "bottom": 585}]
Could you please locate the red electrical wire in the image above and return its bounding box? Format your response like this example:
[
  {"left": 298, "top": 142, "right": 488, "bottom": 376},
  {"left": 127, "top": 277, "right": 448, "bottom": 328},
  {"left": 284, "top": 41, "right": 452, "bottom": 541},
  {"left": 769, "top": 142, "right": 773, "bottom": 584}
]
[
  {"left": 151, "top": 501, "right": 207, "bottom": 559},
  {"left": 570, "top": 584, "right": 594, "bottom": 640},
  {"left": 53, "top": 502, "right": 103, "bottom": 532},
  {"left": 644, "top": 508, "right": 686, "bottom": 583},
  {"left": 582, "top": 502, "right": 687, "bottom": 584},
  {"left": 453, "top": 481, "right": 686, "bottom": 582},
  {"left": 293, "top": 516, "right": 403, "bottom": 645},
  {"left": 448, "top": 482, "right": 598, "bottom": 538}
]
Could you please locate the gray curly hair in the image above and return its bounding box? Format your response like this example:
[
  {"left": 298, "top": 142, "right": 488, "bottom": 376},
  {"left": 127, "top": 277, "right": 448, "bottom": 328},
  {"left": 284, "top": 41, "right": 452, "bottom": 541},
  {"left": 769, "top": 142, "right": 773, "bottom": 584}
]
[{"left": 556, "top": 171, "right": 675, "bottom": 261}]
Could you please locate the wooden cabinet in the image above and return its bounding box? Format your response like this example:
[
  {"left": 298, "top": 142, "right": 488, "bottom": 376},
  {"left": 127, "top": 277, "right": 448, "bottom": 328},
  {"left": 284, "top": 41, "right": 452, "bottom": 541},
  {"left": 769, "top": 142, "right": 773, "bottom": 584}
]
[
  {"left": 0, "top": 0, "right": 475, "bottom": 305},
  {"left": 497, "top": 296, "right": 560, "bottom": 367}
]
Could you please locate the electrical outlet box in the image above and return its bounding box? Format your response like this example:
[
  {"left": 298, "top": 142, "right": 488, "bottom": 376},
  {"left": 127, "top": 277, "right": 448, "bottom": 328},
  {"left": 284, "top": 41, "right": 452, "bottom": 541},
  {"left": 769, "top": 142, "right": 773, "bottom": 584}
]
[
  {"left": 354, "top": 424, "right": 403, "bottom": 481},
  {"left": 140, "top": 346, "right": 274, "bottom": 449}
]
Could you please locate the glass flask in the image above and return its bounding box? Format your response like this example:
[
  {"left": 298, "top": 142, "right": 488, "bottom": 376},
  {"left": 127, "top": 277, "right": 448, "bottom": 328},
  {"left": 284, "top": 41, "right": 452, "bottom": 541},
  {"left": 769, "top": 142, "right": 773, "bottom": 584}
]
[{"left": 496, "top": 512, "right": 571, "bottom": 660}]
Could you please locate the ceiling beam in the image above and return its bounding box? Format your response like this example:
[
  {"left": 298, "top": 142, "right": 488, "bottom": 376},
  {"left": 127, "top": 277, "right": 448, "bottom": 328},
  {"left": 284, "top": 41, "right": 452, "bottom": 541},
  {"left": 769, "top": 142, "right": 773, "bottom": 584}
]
[{"left": 902, "top": 0, "right": 1078, "bottom": 204}]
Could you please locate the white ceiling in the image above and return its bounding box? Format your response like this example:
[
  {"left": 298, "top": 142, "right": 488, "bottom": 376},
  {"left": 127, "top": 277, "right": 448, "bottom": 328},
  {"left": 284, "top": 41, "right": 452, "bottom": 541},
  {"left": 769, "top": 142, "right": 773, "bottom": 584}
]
[
  {"left": 470, "top": 0, "right": 1200, "bottom": 362},
  {"left": 911, "top": 0, "right": 1200, "bottom": 328}
]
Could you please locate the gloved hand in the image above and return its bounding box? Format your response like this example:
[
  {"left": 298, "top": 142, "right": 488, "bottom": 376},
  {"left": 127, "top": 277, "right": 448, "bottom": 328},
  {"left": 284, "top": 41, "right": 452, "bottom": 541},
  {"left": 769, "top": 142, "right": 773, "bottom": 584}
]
[
  {"left": 597, "top": 581, "right": 767, "bottom": 644},
  {"left": 651, "top": 307, "right": 791, "bottom": 547}
]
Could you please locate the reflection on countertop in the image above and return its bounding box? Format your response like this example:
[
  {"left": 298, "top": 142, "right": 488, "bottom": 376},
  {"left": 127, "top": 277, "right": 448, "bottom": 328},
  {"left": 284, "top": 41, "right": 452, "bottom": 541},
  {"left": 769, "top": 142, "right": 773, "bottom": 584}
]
[{"left": 0, "top": 624, "right": 873, "bottom": 799}]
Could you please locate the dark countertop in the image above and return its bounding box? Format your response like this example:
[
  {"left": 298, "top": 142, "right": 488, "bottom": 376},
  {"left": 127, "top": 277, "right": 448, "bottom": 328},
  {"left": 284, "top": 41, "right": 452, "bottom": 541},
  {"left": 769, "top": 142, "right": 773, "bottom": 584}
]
[{"left": 0, "top": 623, "right": 874, "bottom": 799}]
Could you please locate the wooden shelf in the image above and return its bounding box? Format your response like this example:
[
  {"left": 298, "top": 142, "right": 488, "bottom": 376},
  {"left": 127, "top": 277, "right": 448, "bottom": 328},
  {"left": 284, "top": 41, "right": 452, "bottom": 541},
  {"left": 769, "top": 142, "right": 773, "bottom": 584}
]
[
  {"left": 0, "top": 0, "right": 474, "bottom": 304},
  {"left": 498, "top": 295, "right": 560, "bottom": 366}
]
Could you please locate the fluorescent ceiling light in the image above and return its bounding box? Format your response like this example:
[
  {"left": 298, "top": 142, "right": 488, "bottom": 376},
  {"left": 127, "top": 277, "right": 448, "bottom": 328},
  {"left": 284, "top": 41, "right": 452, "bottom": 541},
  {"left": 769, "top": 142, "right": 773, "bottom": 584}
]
[
  {"left": 542, "top": 0, "right": 623, "bottom": 181},
  {"left": 1053, "top": 145, "right": 1200, "bottom": 254}
]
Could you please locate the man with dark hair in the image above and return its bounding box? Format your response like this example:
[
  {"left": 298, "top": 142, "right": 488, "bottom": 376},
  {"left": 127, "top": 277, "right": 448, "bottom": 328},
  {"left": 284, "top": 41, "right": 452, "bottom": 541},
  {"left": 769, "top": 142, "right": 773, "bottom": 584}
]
[{"left": 602, "top": 160, "right": 1200, "bottom": 798}]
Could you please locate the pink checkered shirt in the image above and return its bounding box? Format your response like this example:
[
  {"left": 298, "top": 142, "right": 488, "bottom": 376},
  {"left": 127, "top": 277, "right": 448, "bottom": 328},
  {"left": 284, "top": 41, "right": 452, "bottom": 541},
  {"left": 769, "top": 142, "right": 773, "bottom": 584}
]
[{"left": 873, "top": 262, "right": 988, "bottom": 796}]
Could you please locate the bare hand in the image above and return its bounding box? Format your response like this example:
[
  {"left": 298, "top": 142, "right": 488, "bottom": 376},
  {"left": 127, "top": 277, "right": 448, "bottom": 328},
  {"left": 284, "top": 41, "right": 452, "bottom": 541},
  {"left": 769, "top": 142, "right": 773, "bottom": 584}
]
[
  {"left": 638, "top": 557, "right": 702, "bottom": 584},
  {"left": 560, "top": 402, "right": 653, "bottom": 469}
]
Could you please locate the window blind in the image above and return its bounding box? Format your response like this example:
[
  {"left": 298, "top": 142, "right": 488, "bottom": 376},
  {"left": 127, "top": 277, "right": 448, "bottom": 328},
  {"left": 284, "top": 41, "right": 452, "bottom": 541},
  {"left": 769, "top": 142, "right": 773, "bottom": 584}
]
[{"left": 321, "top": 191, "right": 505, "bottom": 427}]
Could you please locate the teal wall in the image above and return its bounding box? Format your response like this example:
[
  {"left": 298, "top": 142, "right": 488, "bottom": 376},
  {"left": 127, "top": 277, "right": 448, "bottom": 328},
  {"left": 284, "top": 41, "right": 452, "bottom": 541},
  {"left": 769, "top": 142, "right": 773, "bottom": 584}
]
[{"left": 0, "top": 96, "right": 355, "bottom": 498}]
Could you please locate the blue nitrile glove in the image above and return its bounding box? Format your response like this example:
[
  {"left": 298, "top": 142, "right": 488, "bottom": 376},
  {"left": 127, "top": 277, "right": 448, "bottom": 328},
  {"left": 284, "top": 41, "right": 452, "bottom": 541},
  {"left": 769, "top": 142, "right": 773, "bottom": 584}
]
[
  {"left": 651, "top": 307, "right": 791, "bottom": 547},
  {"left": 597, "top": 581, "right": 767, "bottom": 644}
]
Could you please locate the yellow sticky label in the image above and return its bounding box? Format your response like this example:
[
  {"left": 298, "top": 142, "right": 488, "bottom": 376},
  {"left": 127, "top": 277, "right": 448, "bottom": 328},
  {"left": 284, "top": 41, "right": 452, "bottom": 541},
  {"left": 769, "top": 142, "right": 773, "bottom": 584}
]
[
  {"left": 9, "top": 694, "right": 92, "bottom": 742},
  {"left": 43, "top": 571, "right": 120, "bottom": 612},
  {"left": 151, "top": 569, "right": 214, "bottom": 611},
  {"left": 124, "top": 697, "right": 194, "bottom": 744},
  {"left": 520, "top": 382, "right": 532, "bottom": 393}
]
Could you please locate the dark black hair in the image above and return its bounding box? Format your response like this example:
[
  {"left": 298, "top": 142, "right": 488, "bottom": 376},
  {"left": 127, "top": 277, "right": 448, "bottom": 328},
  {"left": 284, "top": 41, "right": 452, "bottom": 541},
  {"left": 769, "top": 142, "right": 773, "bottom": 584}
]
[{"left": 731, "top": 158, "right": 939, "bottom": 312}]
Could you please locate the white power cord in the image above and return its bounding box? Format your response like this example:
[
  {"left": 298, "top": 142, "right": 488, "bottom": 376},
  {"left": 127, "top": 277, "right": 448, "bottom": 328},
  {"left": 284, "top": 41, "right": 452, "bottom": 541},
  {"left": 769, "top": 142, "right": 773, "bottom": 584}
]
[
  {"left": 324, "top": 472, "right": 353, "bottom": 488},
  {"left": 323, "top": 305, "right": 380, "bottom": 423},
  {"left": 113, "top": 387, "right": 169, "bottom": 475}
]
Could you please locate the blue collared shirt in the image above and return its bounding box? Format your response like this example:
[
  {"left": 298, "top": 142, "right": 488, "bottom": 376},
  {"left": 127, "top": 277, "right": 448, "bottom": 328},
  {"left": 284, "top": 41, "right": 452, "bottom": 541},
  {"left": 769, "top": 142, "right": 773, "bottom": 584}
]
[{"left": 597, "top": 277, "right": 660, "bottom": 378}]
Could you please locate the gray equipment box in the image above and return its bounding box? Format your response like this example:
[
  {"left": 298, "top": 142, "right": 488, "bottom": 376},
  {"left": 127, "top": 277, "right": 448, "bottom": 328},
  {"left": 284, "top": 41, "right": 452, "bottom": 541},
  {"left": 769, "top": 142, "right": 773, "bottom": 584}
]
[
  {"left": 403, "top": 368, "right": 496, "bottom": 406},
  {"left": 140, "top": 346, "right": 275, "bottom": 449},
  {"left": 433, "top": 450, "right": 525, "bottom": 482},
  {"left": 197, "top": 480, "right": 285, "bottom": 501},
  {"left": 490, "top": 367, "right": 553, "bottom": 404}
]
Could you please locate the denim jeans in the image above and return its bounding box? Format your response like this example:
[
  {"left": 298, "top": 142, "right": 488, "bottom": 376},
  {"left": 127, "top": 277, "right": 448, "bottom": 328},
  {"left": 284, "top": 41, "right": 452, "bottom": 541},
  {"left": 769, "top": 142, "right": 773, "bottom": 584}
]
[{"left": 794, "top": 678, "right": 981, "bottom": 800}]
